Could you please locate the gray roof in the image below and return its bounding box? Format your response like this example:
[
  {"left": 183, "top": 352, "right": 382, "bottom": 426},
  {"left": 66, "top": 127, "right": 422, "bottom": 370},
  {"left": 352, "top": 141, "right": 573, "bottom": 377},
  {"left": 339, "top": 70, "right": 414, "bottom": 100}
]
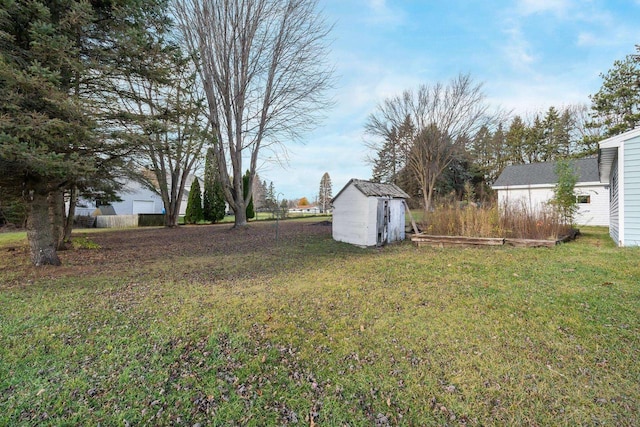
[
  {"left": 492, "top": 158, "right": 600, "bottom": 187},
  {"left": 333, "top": 178, "right": 409, "bottom": 202}
]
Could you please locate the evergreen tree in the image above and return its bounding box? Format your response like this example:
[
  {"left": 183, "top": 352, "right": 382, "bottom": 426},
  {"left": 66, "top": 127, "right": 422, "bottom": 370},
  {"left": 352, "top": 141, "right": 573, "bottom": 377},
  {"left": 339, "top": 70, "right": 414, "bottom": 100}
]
[
  {"left": 525, "top": 115, "right": 545, "bottom": 163},
  {"left": 242, "top": 170, "right": 255, "bottom": 220},
  {"left": 202, "top": 148, "right": 227, "bottom": 223},
  {"left": 369, "top": 115, "right": 414, "bottom": 184},
  {"left": 265, "top": 181, "right": 277, "bottom": 217},
  {"left": 0, "top": 0, "right": 176, "bottom": 265},
  {"left": 184, "top": 178, "right": 203, "bottom": 224},
  {"left": 318, "top": 172, "right": 332, "bottom": 213},
  {"left": 589, "top": 46, "right": 640, "bottom": 137},
  {"left": 505, "top": 116, "right": 528, "bottom": 165},
  {"left": 0, "top": 1, "right": 102, "bottom": 265}
]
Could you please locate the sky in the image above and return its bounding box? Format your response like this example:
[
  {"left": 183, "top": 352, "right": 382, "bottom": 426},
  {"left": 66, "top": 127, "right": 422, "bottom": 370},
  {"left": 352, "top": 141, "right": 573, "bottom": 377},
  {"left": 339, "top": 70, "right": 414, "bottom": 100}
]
[{"left": 256, "top": 0, "right": 640, "bottom": 202}]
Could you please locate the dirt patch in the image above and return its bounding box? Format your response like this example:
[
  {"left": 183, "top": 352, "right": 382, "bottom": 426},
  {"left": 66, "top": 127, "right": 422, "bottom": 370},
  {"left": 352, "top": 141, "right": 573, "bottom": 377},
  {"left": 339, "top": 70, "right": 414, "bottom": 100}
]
[{"left": 0, "top": 220, "right": 333, "bottom": 284}]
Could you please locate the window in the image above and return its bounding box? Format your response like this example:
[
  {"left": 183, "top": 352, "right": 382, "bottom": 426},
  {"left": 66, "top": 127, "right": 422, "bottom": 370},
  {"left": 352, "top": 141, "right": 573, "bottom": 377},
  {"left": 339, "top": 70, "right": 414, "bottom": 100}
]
[{"left": 576, "top": 195, "right": 590, "bottom": 204}]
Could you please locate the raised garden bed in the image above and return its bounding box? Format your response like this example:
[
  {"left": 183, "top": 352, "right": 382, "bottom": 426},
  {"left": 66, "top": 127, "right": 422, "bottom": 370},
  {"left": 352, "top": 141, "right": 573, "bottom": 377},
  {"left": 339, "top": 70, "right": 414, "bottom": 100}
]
[{"left": 412, "top": 229, "right": 580, "bottom": 248}]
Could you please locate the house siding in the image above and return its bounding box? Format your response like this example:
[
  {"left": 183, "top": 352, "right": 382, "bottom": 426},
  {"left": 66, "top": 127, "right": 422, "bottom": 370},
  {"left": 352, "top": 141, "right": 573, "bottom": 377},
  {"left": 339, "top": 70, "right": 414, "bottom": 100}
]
[
  {"left": 496, "top": 183, "right": 609, "bottom": 226},
  {"left": 497, "top": 186, "right": 555, "bottom": 214},
  {"left": 610, "top": 156, "right": 620, "bottom": 244},
  {"left": 623, "top": 136, "right": 640, "bottom": 245},
  {"left": 574, "top": 183, "right": 610, "bottom": 226}
]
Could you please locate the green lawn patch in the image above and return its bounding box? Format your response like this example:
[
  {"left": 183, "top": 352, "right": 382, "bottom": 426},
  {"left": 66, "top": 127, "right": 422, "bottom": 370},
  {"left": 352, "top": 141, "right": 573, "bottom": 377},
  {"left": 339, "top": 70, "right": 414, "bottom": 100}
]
[{"left": 0, "top": 222, "right": 638, "bottom": 425}]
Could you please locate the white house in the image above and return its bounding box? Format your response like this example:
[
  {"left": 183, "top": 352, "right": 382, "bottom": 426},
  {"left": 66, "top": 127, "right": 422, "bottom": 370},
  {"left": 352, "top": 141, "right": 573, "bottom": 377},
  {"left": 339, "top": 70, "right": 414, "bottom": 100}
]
[
  {"left": 75, "top": 174, "right": 202, "bottom": 217},
  {"left": 289, "top": 205, "right": 321, "bottom": 215},
  {"left": 599, "top": 127, "right": 640, "bottom": 246},
  {"left": 492, "top": 158, "right": 609, "bottom": 226},
  {"left": 332, "top": 179, "right": 409, "bottom": 247}
]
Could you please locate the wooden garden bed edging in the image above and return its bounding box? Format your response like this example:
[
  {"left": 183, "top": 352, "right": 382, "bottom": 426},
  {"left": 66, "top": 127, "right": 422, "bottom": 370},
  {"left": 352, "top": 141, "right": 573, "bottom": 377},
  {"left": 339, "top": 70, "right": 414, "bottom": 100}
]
[
  {"left": 412, "top": 230, "right": 579, "bottom": 248},
  {"left": 411, "top": 235, "right": 505, "bottom": 248}
]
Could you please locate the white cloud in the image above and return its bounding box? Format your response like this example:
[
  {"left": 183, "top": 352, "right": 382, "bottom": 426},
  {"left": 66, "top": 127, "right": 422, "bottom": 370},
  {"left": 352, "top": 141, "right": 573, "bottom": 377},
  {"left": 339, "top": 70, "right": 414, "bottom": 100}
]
[
  {"left": 363, "top": 0, "right": 405, "bottom": 26},
  {"left": 501, "top": 23, "right": 536, "bottom": 71},
  {"left": 577, "top": 26, "right": 639, "bottom": 48},
  {"left": 486, "top": 74, "right": 592, "bottom": 118},
  {"left": 517, "top": 0, "right": 572, "bottom": 16}
]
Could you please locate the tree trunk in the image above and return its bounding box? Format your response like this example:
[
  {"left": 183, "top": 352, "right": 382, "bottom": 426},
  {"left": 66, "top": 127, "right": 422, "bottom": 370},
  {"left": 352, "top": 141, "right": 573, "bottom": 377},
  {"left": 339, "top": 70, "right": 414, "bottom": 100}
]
[
  {"left": 26, "top": 189, "right": 62, "bottom": 266},
  {"left": 165, "top": 209, "right": 179, "bottom": 228},
  {"left": 63, "top": 186, "right": 77, "bottom": 244},
  {"left": 52, "top": 190, "right": 66, "bottom": 251},
  {"left": 233, "top": 199, "right": 248, "bottom": 228}
]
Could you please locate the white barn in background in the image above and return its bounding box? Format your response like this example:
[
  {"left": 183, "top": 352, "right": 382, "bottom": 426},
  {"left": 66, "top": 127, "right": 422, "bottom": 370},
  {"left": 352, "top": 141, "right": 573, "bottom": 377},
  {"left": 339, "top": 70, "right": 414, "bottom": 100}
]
[
  {"left": 492, "top": 158, "right": 609, "bottom": 226},
  {"left": 332, "top": 179, "right": 409, "bottom": 247}
]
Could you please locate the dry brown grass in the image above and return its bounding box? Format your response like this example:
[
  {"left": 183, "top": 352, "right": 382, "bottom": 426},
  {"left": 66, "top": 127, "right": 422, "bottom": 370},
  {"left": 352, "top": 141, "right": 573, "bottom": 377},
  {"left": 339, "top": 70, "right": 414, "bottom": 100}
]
[{"left": 419, "top": 201, "right": 573, "bottom": 240}]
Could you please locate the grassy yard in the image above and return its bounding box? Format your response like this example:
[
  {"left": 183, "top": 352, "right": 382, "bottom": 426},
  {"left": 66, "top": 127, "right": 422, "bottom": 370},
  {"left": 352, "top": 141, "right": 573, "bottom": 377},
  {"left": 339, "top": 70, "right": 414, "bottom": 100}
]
[{"left": 0, "top": 220, "right": 638, "bottom": 425}]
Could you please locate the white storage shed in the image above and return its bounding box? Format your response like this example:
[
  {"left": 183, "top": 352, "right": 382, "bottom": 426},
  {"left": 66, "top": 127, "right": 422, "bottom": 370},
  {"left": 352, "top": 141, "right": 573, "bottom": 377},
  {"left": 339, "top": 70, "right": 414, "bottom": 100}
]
[{"left": 332, "top": 179, "right": 409, "bottom": 247}]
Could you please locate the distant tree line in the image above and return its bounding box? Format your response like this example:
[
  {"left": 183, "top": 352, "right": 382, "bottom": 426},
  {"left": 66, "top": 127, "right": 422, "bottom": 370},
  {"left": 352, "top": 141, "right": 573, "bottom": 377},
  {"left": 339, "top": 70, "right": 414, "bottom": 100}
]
[{"left": 366, "top": 46, "right": 640, "bottom": 210}]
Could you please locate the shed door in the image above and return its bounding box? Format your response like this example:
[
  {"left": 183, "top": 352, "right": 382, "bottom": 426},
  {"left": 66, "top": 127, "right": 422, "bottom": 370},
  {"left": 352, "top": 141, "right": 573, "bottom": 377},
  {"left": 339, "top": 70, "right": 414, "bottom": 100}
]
[{"left": 376, "top": 199, "right": 390, "bottom": 246}]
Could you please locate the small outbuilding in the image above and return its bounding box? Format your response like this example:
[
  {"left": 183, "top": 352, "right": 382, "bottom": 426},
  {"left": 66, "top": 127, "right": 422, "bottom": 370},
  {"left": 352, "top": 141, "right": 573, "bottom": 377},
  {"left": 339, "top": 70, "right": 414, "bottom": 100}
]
[
  {"left": 332, "top": 179, "right": 409, "bottom": 247},
  {"left": 598, "top": 127, "right": 640, "bottom": 246},
  {"left": 492, "top": 158, "right": 609, "bottom": 226}
]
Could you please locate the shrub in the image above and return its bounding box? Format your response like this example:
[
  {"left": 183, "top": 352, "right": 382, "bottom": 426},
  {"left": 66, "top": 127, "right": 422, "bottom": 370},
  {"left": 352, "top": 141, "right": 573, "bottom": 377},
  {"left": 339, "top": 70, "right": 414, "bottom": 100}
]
[{"left": 184, "top": 179, "right": 204, "bottom": 224}]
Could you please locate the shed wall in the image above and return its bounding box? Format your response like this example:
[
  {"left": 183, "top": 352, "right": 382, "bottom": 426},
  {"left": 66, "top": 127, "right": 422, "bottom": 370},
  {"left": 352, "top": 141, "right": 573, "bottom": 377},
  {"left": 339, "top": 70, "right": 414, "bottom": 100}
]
[
  {"left": 623, "top": 135, "right": 640, "bottom": 245},
  {"left": 332, "top": 184, "right": 371, "bottom": 246}
]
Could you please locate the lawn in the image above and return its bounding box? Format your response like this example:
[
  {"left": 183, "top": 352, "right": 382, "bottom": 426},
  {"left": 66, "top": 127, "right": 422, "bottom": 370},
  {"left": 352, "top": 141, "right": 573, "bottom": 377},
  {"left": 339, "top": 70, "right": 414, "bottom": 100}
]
[{"left": 0, "top": 220, "right": 638, "bottom": 425}]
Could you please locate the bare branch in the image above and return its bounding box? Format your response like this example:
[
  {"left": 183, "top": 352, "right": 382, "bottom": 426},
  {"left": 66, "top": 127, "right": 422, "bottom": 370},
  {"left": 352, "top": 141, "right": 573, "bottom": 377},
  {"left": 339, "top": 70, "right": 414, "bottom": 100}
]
[{"left": 173, "top": 0, "right": 334, "bottom": 227}]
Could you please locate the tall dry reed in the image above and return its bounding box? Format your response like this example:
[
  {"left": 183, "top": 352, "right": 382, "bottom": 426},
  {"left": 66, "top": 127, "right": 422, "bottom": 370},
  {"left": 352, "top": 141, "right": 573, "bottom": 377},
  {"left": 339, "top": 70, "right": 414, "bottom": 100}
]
[{"left": 419, "top": 201, "right": 573, "bottom": 240}]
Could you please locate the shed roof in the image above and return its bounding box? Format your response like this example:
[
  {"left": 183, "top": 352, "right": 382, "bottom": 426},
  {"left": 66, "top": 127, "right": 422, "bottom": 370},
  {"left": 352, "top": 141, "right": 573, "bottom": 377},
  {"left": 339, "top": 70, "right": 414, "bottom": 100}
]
[
  {"left": 333, "top": 179, "right": 409, "bottom": 202},
  {"left": 492, "top": 158, "right": 600, "bottom": 188}
]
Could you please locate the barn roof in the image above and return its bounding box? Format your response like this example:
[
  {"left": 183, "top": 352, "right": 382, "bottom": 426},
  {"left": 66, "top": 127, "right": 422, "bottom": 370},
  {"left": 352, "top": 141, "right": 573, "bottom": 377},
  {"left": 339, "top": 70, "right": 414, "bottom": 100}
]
[
  {"left": 492, "top": 158, "right": 600, "bottom": 188},
  {"left": 333, "top": 178, "right": 410, "bottom": 202}
]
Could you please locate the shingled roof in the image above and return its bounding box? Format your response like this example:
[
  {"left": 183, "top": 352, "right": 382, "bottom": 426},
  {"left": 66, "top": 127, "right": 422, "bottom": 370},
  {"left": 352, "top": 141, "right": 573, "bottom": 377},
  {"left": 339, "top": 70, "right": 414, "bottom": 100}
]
[
  {"left": 333, "top": 179, "right": 410, "bottom": 202},
  {"left": 492, "top": 158, "right": 599, "bottom": 187}
]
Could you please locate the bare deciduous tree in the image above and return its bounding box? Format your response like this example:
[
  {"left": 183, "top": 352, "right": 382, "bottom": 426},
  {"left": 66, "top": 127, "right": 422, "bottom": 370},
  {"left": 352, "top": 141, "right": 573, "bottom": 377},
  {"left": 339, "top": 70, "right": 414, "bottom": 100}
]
[
  {"left": 366, "top": 74, "right": 493, "bottom": 211},
  {"left": 173, "top": 0, "right": 334, "bottom": 227},
  {"left": 114, "top": 54, "right": 209, "bottom": 228}
]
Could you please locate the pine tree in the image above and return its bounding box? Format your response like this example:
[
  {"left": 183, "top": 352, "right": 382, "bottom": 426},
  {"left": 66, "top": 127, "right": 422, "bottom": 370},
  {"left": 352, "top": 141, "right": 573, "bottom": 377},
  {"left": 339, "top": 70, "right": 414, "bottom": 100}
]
[
  {"left": 184, "top": 178, "right": 203, "bottom": 224},
  {"left": 0, "top": 0, "right": 177, "bottom": 265},
  {"left": 589, "top": 46, "right": 640, "bottom": 137},
  {"left": 318, "top": 172, "right": 332, "bottom": 213},
  {"left": 242, "top": 170, "right": 255, "bottom": 220},
  {"left": 203, "top": 149, "right": 215, "bottom": 221},
  {"left": 202, "top": 149, "right": 226, "bottom": 223},
  {"left": 0, "top": 1, "right": 99, "bottom": 265},
  {"left": 265, "top": 181, "right": 277, "bottom": 217}
]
